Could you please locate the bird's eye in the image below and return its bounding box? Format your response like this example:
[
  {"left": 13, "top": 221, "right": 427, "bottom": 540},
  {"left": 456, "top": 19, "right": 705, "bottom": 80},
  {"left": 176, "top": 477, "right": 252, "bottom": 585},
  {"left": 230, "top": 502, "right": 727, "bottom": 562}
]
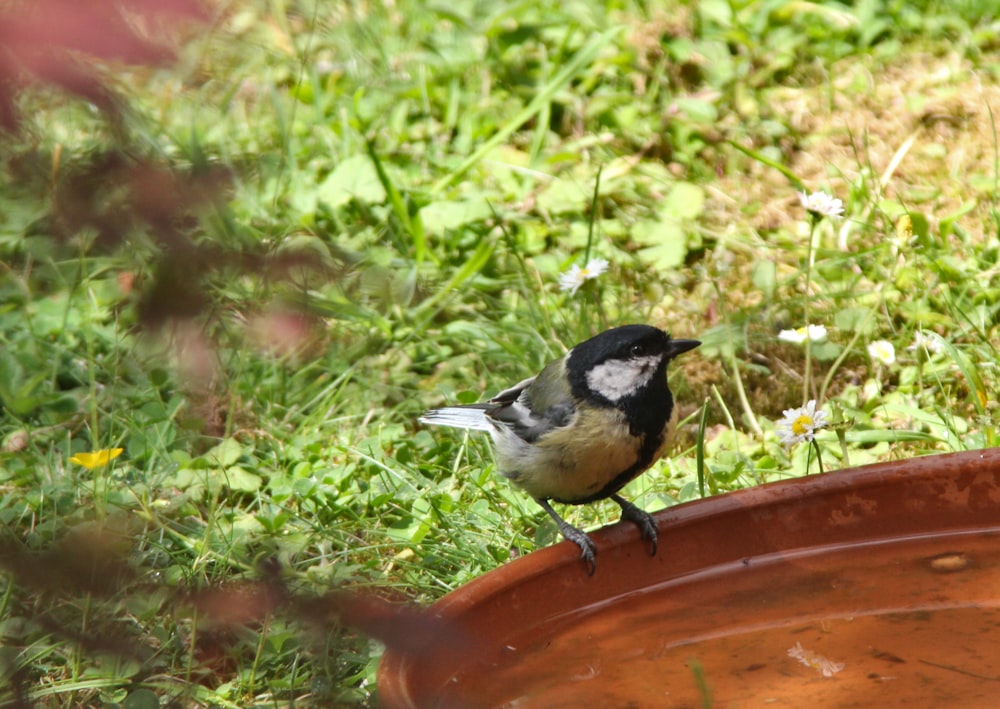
[{"left": 630, "top": 343, "right": 647, "bottom": 357}]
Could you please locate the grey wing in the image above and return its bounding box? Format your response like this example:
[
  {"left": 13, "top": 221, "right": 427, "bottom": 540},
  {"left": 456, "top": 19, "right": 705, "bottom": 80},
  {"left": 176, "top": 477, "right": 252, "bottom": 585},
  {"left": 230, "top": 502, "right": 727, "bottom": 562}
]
[
  {"left": 487, "top": 367, "right": 575, "bottom": 444},
  {"left": 488, "top": 376, "right": 536, "bottom": 405}
]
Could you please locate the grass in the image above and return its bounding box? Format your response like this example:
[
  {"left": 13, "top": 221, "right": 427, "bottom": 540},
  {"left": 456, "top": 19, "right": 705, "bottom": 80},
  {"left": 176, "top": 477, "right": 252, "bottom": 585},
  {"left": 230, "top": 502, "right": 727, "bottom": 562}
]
[{"left": 1, "top": 0, "right": 1000, "bottom": 705}]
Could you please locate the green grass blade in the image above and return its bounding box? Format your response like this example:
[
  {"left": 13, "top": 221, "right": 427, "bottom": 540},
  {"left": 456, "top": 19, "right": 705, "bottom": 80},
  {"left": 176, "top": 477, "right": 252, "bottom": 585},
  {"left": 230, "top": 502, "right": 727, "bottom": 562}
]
[{"left": 430, "top": 27, "right": 624, "bottom": 195}]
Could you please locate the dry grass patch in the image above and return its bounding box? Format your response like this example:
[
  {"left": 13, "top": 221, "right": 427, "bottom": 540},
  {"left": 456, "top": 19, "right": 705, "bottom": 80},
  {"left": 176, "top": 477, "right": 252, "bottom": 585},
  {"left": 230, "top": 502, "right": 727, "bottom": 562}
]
[{"left": 712, "top": 51, "right": 1000, "bottom": 237}]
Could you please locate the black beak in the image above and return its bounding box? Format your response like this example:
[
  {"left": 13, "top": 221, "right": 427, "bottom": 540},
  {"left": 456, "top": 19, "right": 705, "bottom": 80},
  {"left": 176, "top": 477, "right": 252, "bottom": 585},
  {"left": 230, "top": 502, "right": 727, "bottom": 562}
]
[{"left": 666, "top": 338, "right": 701, "bottom": 358}]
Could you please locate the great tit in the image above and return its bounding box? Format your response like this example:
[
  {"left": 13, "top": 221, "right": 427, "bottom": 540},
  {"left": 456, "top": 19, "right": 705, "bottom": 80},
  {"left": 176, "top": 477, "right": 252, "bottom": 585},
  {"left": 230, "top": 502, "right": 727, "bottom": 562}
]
[{"left": 420, "top": 324, "right": 700, "bottom": 574}]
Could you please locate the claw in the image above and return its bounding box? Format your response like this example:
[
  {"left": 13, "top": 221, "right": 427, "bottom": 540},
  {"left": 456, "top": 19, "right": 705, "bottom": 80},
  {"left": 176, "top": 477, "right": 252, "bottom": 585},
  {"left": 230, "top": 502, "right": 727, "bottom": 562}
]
[
  {"left": 537, "top": 498, "right": 598, "bottom": 575},
  {"left": 566, "top": 528, "right": 597, "bottom": 576},
  {"left": 611, "top": 494, "right": 658, "bottom": 556}
]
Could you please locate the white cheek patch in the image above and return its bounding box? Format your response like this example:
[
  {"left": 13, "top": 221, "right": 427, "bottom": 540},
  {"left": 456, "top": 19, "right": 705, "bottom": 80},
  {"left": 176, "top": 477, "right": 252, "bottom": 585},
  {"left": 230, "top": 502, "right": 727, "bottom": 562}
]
[{"left": 585, "top": 355, "right": 661, "bottom": 402}]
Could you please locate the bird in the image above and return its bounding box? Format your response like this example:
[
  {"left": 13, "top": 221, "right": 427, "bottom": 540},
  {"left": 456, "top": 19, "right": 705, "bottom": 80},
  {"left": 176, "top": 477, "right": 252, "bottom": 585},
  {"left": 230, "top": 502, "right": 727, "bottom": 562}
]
[{"left": 420, "top": 325, "right": 700, "bottom": 574}]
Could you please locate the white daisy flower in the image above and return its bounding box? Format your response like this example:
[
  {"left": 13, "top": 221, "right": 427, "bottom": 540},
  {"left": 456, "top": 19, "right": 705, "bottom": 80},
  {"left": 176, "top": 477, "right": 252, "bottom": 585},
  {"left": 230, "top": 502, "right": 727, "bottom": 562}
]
[
  {"left": 558, "top": 258, "right": 609, "bottom": 295},
  {"left": 907, "top": 331, "right": 943, "bottom": 356},
  {"left": 797, "top": 190, "right": 844, "bottom": 218},
  {"left": 778, "top": 324, "right": 828, "bottom": 345},
  {"left": 776, "top": 399, "right": 830, "bottom": 447},
  {"left": 867, "top": 340, "right": 896, "bottom": 366}
]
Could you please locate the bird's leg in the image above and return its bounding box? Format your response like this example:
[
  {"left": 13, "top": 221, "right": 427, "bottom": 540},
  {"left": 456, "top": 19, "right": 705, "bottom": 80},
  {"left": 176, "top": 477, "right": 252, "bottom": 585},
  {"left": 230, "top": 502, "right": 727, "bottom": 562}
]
[
  {"left": 536, "top": 498, "right": 597, "bottom": 575},
  {"left": 610, "top": 494, "right": 658, "bottom": 556}
]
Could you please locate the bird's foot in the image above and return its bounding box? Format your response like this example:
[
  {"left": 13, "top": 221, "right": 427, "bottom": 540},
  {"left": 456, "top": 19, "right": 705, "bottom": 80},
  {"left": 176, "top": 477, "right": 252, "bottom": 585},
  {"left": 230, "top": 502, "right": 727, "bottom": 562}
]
[
  {"left": 537, "top": 498, "right": 597, "bottom": 575},
  {"left": 559, "top": 523, "right": 597, "bottom": 576},
  {"left": 611, "top": 494, "right": 658, "bottom": 556}
]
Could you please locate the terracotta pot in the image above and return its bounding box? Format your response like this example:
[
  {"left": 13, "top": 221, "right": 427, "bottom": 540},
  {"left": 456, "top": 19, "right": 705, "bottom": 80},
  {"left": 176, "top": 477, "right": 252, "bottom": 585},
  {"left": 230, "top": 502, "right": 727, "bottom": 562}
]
[{"left": 379, "top": 449, "right": 1000, "bottom": 708}]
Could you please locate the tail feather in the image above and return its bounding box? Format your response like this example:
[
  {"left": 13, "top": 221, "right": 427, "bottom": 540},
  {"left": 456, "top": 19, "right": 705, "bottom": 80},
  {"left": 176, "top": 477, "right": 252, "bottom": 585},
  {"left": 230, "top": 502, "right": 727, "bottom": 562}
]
[{"left": 419, "top": 405, "right": 495, "bottom": 432}]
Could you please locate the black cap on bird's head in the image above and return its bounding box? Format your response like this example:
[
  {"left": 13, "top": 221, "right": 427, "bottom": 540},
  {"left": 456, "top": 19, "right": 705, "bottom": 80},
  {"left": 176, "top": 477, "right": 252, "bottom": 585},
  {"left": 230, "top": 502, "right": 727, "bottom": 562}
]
[{"left": 566, "top": 325, "right": 700, "bottom": 405}]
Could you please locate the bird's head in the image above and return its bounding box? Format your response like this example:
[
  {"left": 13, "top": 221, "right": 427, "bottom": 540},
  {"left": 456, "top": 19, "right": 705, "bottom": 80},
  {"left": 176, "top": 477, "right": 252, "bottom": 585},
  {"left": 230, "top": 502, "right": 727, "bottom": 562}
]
[{"left": 566, "top": 325, "right": 700, "bottom": 406}]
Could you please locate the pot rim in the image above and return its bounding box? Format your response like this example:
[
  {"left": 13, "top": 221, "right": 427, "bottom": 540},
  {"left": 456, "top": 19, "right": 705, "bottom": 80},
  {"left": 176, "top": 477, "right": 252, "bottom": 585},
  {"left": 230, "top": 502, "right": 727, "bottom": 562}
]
[{"left": 379, "top": 448, "right": 1000, "bottom": 708}]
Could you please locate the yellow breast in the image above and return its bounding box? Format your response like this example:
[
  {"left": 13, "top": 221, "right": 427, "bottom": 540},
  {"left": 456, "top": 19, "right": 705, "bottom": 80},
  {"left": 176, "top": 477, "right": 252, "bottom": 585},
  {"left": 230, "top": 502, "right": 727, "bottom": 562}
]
[{"left": 492, "top": 406, "right": 675, "bottom": 503}]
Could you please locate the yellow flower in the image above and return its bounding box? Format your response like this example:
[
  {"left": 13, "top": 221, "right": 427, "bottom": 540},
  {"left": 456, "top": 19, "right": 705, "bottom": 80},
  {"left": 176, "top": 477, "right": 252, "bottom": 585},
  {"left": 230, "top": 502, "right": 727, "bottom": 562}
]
[
  {"left": 896, "top": 214, "right": 913, "bottom": 240},
  {"left": 69, "top": 448, "right": 124, "bottom": 469}
]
